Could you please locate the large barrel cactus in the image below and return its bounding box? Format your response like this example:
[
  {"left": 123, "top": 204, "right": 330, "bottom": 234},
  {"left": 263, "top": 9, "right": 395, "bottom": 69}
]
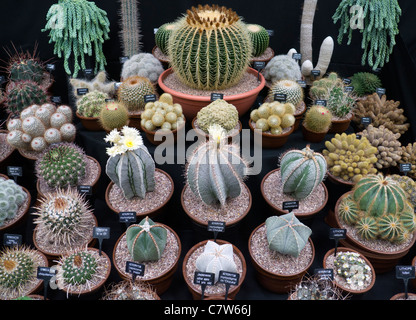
[
  {"left": 105, "top": 126, "right": 155, "bottom": 199},
  {"left": 280, "top": 145, "right": 327, "bottom": 200},
  {"left": 168, "top": 4, "right": 252, "bottom": 90}
]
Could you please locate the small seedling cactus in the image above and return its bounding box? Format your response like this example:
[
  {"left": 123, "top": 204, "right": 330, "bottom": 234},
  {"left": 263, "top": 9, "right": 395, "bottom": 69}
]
[{"left": 0, "top": 178, "right": 28, "bottom": 226}]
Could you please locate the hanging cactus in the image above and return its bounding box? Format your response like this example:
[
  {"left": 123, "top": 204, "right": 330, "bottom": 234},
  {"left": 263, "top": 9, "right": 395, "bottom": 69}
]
[
  {"left": 280, "top": 145, "right": 327, "bottom": 200},
  {"left": 126, "top": 217, "right": 167, "bottom": 262},
  {"left": 265, "top": 212, "right": 312, "bottom": 257}
]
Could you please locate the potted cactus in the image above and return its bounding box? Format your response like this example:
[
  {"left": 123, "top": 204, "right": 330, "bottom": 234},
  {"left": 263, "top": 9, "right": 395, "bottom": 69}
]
[
  {"left": 261, "top": 145, "right": 328, "bottom": 222},
  {"left": 102, "top": 280, "right": 160, "bottom": 300},
  {"left": 112, "top": 216, "right": 181, "bottom": 295},
  {"left": 104, "top": 126, "right": 174, "bottom": 218},
  {"left": 158, "top": 4, "right": 265, "bottom": 119},
  {"left": 301, "top": 105, "right": 333, "bottom": 143},
  {"left": 121, "top": 53, "right": 165, "bottom": 84},
  {"left": 287, "top": 274, "right": 346, "bottom": 300},
  {"left": 248, "top": 212, "right": 315, "bottom": 293},
  {"left": 246, "top": 23, "right": 274, "bottom": 64},
  {"left": 182, "top": 239, "right": 246, "bottom": 300},
  {"left": 181, "top": 125, "right": 252, "bottom": 229},
  {"left": 99, "top": 101, "right": 130, "bottom": 133},
  {"left": 75, "top": 90, "right": 110, "bottom": 131}
]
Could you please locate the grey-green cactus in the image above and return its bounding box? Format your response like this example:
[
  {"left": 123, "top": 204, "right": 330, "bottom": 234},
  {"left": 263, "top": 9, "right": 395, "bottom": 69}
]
[
  {"left": 263, "top": 54, "right": 302, "bottom": 83},
  {"left": 121, "top": 53, "right": 165, "bottom": 83},
  {"left": 0, "top": 178, "right": 28, "bottom": 227}
]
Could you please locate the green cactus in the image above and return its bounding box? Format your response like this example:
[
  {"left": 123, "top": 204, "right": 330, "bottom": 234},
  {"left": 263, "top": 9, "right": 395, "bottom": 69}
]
[
  {"left": 355, "top": 216, "right": 378, "bottom": 241},
  {"left": 377, "top": 214, "right": 404, "bottom": 242},
  {"left": 7, "top": 50, "right": 46, "bottom": 85},
  {"left": 155, "top": 22, "right": 177, "bottom": 55},
  {"left": 117, "top": 76, "right": 156, "bottom": 113},
  {"left": 168, "top": 4, "right": 252, "bottom": 90},
  {"left": 265, "top": 212, "right": 312, "bottom": 257},
  {"left": 350, "top": 72, "right": 383, "bottom": 97},
  {"left": 76, "top": 90, "right": 109, "bottom": 117},
  {"left": 337, "top": 195, "right": 360, "bottom": 225},
  {"left": 57, "top": 250, "right": 98, "bottom": 286},
  {"left": 186, "top": 125, "right": 249, "bottom": 206},
  {"left": 280, "top": 145, "right": 327, "bottom": 200},
  {"left": 126, "top": 217, "right": 167, "bottom": 262},
  {"left": 246, "top": 23, "right": 269, "bottom": 56},
  {"left": 303, "top": 105, "right": 332, "bottom": 133},
  {"left": 333, "top": 251, "right": 372, "bottom": 288},
  {"left": 4, "top": 80, "right": 48, "bottom": 115},
  {"left": 0, "top": 178, "right": 28, "bottom": 227},
  {"left": 267, "top": 79, "right": 304, "bottom": 107},
  {"left": 196, "top": 99, "right": 239, "bottom": 133},
  {"left": 99, "top": 101, "right": 130, "bottom": 132}
]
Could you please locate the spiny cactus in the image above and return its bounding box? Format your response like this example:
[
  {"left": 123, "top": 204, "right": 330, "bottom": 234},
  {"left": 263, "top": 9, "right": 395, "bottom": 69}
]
[
  {"left": 186, "top": 125, "right": 249, "bottom": 206},
  {"left": 99, "top": 101, "right": 130, "bottom": 132},
  {"left": 121, "top": 53, "right": 165, "bottom": 83},
  {"left": 250, "top": 101, "right": 296, "bottom": 134},
  {"left": 303, "top": 105, "right": 332, "bottom": 133},
  {"left": 280, "top": 145, "right": 327, "bottom": 200},
  {"left": 390, "top": 175, "right": 416, "bottom": 207},
  {"left": 267, "top": 79, "right": 304, "bottom": 107},
  {"left": 76, "top": 90, "right": 109, "bottom": 118},
  {"left": 265, "top": 212, "right": 312, "bottom": 257},
  {"left": 35, "top": 142, "right": 87, "bottom": 189},
  {"left": 117, "top": 76, "right": 156, "bottom": 112},
  {"left": 399, "top": 143, "right": 416, "bottom": 179},
  {"left": 70, "top": 71, "right": 117, "bottom": 100},
  {"left": 196, "top": 99, "right": 239, "bottom": 133},
  {"left": 168, "top": 4, "right": 252, "bottom": 90},
  {"left": 350, "top": 72, "right": 383, "bottom": 97},
  {"left": 246, "top": 23, "right": 269, "bottom": 56},
  {"left": 105, "top": 126, "right": 155, "bottom": 199},
  {"left": 333, "top": 251, "right": 372, "bottom": 289},
  {"left": 102, "top": 280, "right": 159, "bottom": 300},
  {"left": 263, "top": 54, "right": 302, "bottom": 83},
  {"left": 118, "top": 0, "right": 142, "bottom": 58},
  {"left": 0, "top": 178, "right": 28, "bottom": 227},
  {"left": 126, "top": 217, "right": 167, "bottom": 262},
  {"left": 3, "top": 80, "right": 48, "bottom": 115},
  {"left": 292, "top": 274, "right": 343, "bottom": 300},
  {"left": 155, "top": 22, "right": 177, "bottom": 55}
]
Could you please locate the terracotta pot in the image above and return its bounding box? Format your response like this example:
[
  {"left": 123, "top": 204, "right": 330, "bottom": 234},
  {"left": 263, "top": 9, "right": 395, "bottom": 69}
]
[
  {"left": 411, "top": 256, "right": 416, "bottom": 289},
  {"left": 158, "top": 67, "right": 265, "bottom": 120},
  {"left": 191, "top": 117, "right": 242, "bottom": 143},
  {"left": 76, "top": 112, "right": 102, "bottom": 131},
  {"left": 105, "top": 168, "right": 174, "bottom": 219},
  {"left": 260, "top": 168, "right": 328, "bottom": 221},
  {"left": 248, "top": 120, "right": 294, "bottom": 149},
  {"left": 250, "top": 47, "right": 275, "bottom": 64},
  {"left": 323, "top": 247, "right": 376, "bottom": 295},
  {"left": 112, "top": 223, "right": 181, "bottom": 295},
  {"left": 390, "top": 293, "right": 416, "bottom": 300},
  {"left": 326, "top": 171, "right": 355, "bottom": 188},
  {"left": 182, "top": 239, "right": 246, "bottom": 300},
  {"left": 248, "top": 223, "right": 315, "bottom": 293},
  {"left": 301, "top": 123, "right": 328, "bottom": 143},
  {"left": 140, "top": 119, "right": 185, "bottom": 146},
  {"left": 152, "top": 45, "right": 170, "bottom": 68},
  {"left": 293, "top": 101, "right": 307, "bottom": 131},
  {"left": 128, "top": 112, "right": 143, "bottom": 130},
  {"left": 328, "top": 113, "right": 353, "bottom": 134},
  {"left": 332, "top": 191, "right": 416, "bottom": 273}
]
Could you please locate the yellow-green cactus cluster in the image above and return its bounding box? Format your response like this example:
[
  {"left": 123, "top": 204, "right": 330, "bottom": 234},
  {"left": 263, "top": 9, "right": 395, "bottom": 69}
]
[
  {"left": 323, "top": 133, "right": 378, "bottom": 183},
  {"left": 141, "top": 93, "right": 185, "bottom": 132},
  {"left": 196, "top": 99, "right": 239, "bottom": 133},
  {"left": 250, "top": 101, "right": 296, "bottom": 135},
  {"left": 399, "top": 143, "right": 416, "bottom": 179}
]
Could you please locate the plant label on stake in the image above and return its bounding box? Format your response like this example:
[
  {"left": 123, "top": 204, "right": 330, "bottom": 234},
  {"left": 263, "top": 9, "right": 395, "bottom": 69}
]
[
  {"left": 253, "top": 61, "right": 266, "bottom": 81},
  {"left": 51, "top": 96, "right": 62, "bottom": 104},
  {"left": 361, "top": 117, "right": 371, "bottom": 127},
  {"left": 126, "top": 261, "right": 145, "bottom": 281},
  {"left": 3, "top": 233, "right": 22, "bottom": 247},
  {"left": 119, "top": 56, "right": 129, "bottom": 64},
  {"left": 282, "top": 201, "right": 299, "bottom": 213},
  {"left": 297, "top": 80, "right": 307, "bottom": 88},
  {"left": 144, "top": 94, "right": 157, "bottom": 103},
  {"left": 77, "top": 88, "right": 89, "bottom": 96},
  {"left": 376, "top": 87, "right": 386, "bottom": 98},
  {"left": 77, "top": 185, "right": 92, "bottom": 197},
  {"left": 314, "top": 100, "right": 327, "bottom": 107},
  {"left": 329, "top": 228, "right": 346, "bottom": 256},
  {"left": 93, "top": 227, "right": 110, "bottom": 256},
  {"left": 311, "top": 70, "right": 321, "bottom": 80},
  {"left": 344, "top": 86, "right": 354, "bottom": 93},
  {"left": 218, "top": 270, "right": 240, "bottom": 300},
  {"left": 343, "top": 78, "right": 352, "bottom": 85},
  {"left": 7, "top": 166, "right": 22, "bottom": 183},
  {"left": 396, "top": 265, "right": 415, "bottom": 299},
  {"left": 314, "top": 268, "right": 334, "bottom": 281},
  {"left": 400, "top": 163, "right": 411, "bottom": 176},
  {"left": 83, "top": 68, "right": 94, "bottom": 80},
  {"left": 207, "top": 221, "right": 225, "bottom": 242},
  {"left": 37, "top": 266, "right": 56, "bottom": 300},
  {"left": 211, "top": 93, "right": 224, "bottom": 101},
  {"left": 274, "top": 93, "right": 287, "bottom": 103},
  {"left": 194, "top": 271, "right": 215, "bottom": 300},
  {"left": 119, "top": 211, "right": 137, "bottom": 229}
]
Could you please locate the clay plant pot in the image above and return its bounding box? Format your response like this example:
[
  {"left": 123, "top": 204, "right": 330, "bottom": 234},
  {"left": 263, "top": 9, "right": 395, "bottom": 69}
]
[
  {"left": 158, "top": 67, "right": 265, "bottom": 120},
  {"left": 128, "top": 112, "right": 143, "bottom": 129},
  {"left": 250, "top": 47, "right": 275, "bottom": 65},
  {"left": 182, "top": 239, "right": 246, "bottom": 300},
  {"left": 105, "top": 168, "right": 174, "bottom": 220},
  {"left": 323, "top": 247, "right": 376, "bottom": 295},
  {"left": 152, "top": 46, "right": 170, "bottom": 69},
  {"left": 191, "top": 117, "right": 242, "bottom": 144},
  {"left": 249, "top": 120, "right": 294, "bottom": 149},
  {"left": 112, "top": 222, "right": 181, "bottom": 296},
  {"left": 411, "top": 256, "right": 416, "bottom": 289},
  {"left": 328, "top": 113, "right": 353, "bottom": 134},
  {"left": 326, "top": 171, "right": 355, "bottom": 189},
  {"left": 248, "top": 222, "right": 315, "bottom": 294},
  {"left": 140, "top": 119, "right": 186, "bottom": 146},
  {"left": 76, "top": 112, "right": 102, "bottom": 131},
  {"left": 390, "top": 293, "right": 416, "bottom": 300},
  {"left": 332, "top": 191, "right": 416, "bottom": 273},
  {"left": 301, "top": 123, "right": 328, "bottom": 143}
]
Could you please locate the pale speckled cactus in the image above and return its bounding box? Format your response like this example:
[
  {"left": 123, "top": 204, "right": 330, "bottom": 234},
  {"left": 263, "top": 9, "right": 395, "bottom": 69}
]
[
  {"left": 121, "top": 53, "right": 164, "bottom": 83},
  {"left": 196, "top": 99, "right": 239, "bottom": 133},
  {"left": 263, "top": 54, "right": 302, "bottom": 83},
  {"left": 280, "top": 145, "right": 327, "bottom": 200},
  {"left": 265, "top": 212, "right": 312, "bottom": 257},
  {"left": 126, "top": 217, "right": 167, "bottom": 262},
  {"left": 0, "top": 178, "right": 28, "bottom": 227}
]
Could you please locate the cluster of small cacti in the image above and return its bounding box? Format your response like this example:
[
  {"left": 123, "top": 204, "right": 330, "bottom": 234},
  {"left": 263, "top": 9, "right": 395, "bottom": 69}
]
[
  {"left": 3, "top": 80, "right": 48, "bottom": 115},
  {"left": 350, "top": 72, "right": 383, "bottom": 97},
  {"left": 116, "top": 76, "right": 156, "bottom": 113},
  {"left": 121, "top": 53, "right": 165, "bottom": 83},
  {"left": 280, "top": 145, "right": 327, "bottom": 200},
  {"left": 76, "top": 90, "right": 110, "bottom": 118},
  {"left": 390, "top": 174, "right": 416, "bottom": 207},
  {"left": 155, "top": 22, "right": 177, "bottom": 55},
  {"left": 126, "top": 217, "right": 167, "bottom": 262},
  {"left": 105, "top": 126, "right": 155, "bottom": 199},
  {"left": 6, "top": 103, "right": 76, "bottom": 152},
  {"left": 338, "top": 174, "right": 416, "bottom": 243},
  {"left": 266, "top": 213, "right": 312, "bottom": 257},
  {"left": 323, "top": 133, "right": 378, "bottom": 183},
  {"left": 33, "top": 188, "right": 93, "bottom": 247},
  {"left": 292, "top": 275, "right": 343, "bottom": 300},
  {"left": 303, "top": 105, "right": 332, "bottom": 133},
  {"left": 70, "top": 71, "right": 117, "bottom": 100},
  {"left": 99, "top": 101, "right": 130, "bottom": 132},
  {"left": 246, "top": 23, "right": 269, "bottom": 56},
  {"left": 250, "top": 101, "right": 296, "bottom": 135},
  {"left": 263, "top": 54, "right": 302, "bottom": 83},
  {"left": 309, "top": 72, "right": 343, "bottom": 100},
  {"left": 333, "top": 251, "right": 372, "bottom": 288},
  {"left": 186, "top": 125, "right": 249, "bottom": 206},
  {"left": 196, "top": 99, "right": 239, "bottom": 133},
  {"left": 353, "top": 93, "right": 409, "bottom": 135},
  {"left": 360, "top": 125, "right": 402, "bottom": 169},
  {"left": 399, "top": 143, "right": 416, "bottom": 179},
  {"left": 168, "top": 4, "right": 252, "bottom": 90},
  {"left": 266, "top": 80, "right": 304, "bottom": 107},
  {"left": 141, "top": 93, "right": 185, "bottom": 132},
  {"left": 0, "top": 178, "right": 28, "bottom": 227},
  {"left": 102, "top": 280, "right": 159, "bottom": 300}
]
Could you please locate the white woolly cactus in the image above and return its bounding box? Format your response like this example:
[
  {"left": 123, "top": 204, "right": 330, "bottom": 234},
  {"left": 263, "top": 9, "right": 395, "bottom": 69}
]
[
  {"left": 263, "top": 54, "right": 302, "bottom": 83},
  {"left": 0, "top": 178, "right": 28, "bottom": 226},
  {"left": 121, "top": 53, "right": 165, "bottom": 83}
]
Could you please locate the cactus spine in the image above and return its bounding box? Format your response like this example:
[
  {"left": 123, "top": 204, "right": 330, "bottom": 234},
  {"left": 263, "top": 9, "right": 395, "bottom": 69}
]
[
  {"left": 246, "top": 23, "right": 269, "bottom": 56},
  {"left": 303, "top": 105, "right": 332, "bottom": 133},
  {"left": 99, "top": 102, "right": 129, "bottom": 132},
  {"left": 76, "top": 90, "right": 109, "bottom": 117},
  {"left": 4, "top": 81, "right": 48, "bottom": 115},
  {"left": 118, "top": 0, "right": 142, "bottom": 58},
  {"left": 117, "top": 76, "right": 156, "bottom": 112}
]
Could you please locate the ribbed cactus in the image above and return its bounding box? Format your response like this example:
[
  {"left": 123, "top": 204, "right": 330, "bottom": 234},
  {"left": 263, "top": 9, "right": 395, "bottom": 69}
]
[
  {"left": 56, "top": 250, "right": 98, "bottom": 287},
  {"left": 117, "top": 76, "right": 156, "bottom": 112},
  {"left": 155, "top": 22, "right": 177, "bottom": 55},
  {"left": 76, "top": 90, "right": 109, "bottom": 117},
  {"left": 267, "top": 80, "right": 304, "bottom": 107},
  {"left": 118, "top": 0, "right": 142, "bottom": 58},
  {"left": 99, "top": 102, "right": 130, "bottom": 132},
  {"left": 0, "top": 178, "right": 28, "bottom": 227},
  {"left": 246, "top": 23, "right": 269, "bottom": 56},
  {"left": 7, "top": 50, "right": 47, "bottom": 85},
  {"left": 4, "top": 81, "right": 48, "bottom": 115},
  {"left": 265, "top": 212, "right": 312, "bottom": 257},
  {"left": 303, "top": 105, "right": 332, "bottom": 133},
  {"left": 105, "top": 126, "right": 155, "bottom": 199},
  {"left": 35, "top": 142, "right": 87, "bottom": 189},
  {"left": 196, "top": 99, "right": 239, "bottom": 133},
  {"left": 280, "top": 145, "right": 327, "bottom": 200},
  {"left": 126, "top": 217, "right": 167, "bottom": 262},
  {"left": 168, "top": 4, "right": 252, "bottom": 90},
  {"left": 186, "top": 125, "right": 249, "bottom": 206}
]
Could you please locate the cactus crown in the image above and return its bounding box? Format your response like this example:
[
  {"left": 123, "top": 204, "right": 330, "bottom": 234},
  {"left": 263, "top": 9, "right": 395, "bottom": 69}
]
[
  {"left": 246, "top": 23, "right": 269, "bottom": 56},
  {"left": 4, "top": 80, "right": 48, "bottom": 115},
  {"left": 57, "top": 250, "right": 98, "bottom": 286},
  {"left": 99, "top": 101, "right": 130, "bottom": 132},
  {"left": 76, "top": 90, "right": 109, "bottom": 117}
]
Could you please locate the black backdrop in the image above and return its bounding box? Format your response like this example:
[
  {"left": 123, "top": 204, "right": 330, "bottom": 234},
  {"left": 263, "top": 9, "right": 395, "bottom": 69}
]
[{"left": 1, "top": 0, "right": 416, "bottom": 311}]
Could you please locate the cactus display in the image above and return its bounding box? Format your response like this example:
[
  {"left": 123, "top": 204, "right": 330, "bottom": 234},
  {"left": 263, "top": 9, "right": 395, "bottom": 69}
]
[
  {"left": 99, "top": 101, "right": 130, "bottom": 132},
  {"left": 117, "top": 76, "right": 156, "bottom": 113},
  {"left": 303, "top": 105, "right": 332, "bottom": 133},
  {"left": 121, "top": 53, "right": 165, "bottom": 83},
  {"left": 333, "top": 251, "right": 372, "bottom": 289},
  {"left": 35, "top": 142, "right": 87, "bottom": 189},
  {"left": 155, "top": 23, "right": 177, "bottom": 55},
  {"left": 186, "top": 125, "right": 249, "bottom": 206},
  {"left": 266, "top": 80, "right": 304, "bottom": 107},
  {"left": 33, "top": 188, "right": 93, "bottom": 247},
  {"left": 105, "top": 126, "right": 155, "bottom": 199},
  {"left": 118, "top": 0, "right": 142, "bottom": 58},
  {"left": 323, "top": 133, "right": 378, "bottom": 183},
  {"left": 350, "top": 72, "right": 383, "bottom": 97},
  {"left": 126, "top": 217, "right": 167, "bottom": 262},
  {"left": 246, "top": 23, "right": 269, "bottom": 56},
  {"left": 398, "top": 143, "right": 416, "bottom": 179},
  {"left": 196, "top": 99, "right": 239, "bottom": 133},
  {"left": 141, "top": 93, "right": 185, "bottom": 132},
  {"left": 76, "top": 90, "right": 109, "bottom": 118},
  {"left": 265, "top": 212, "right": 312, "bottom": 257},
  {"left": 0, "top": 178, "right": 28, "bottom": 227},
  {"left": 263, "top": 54, "right": 302, "bottom": 83},
  {"left": 3, "top": 80, "right": 48, "bottom": 115},
  {"left": 70, "top": 71, "right": 117, "bottom": 100},
  {"left": 195, "top": 240, "right": 238, "bottom": 283},
  {"left": 280, "top": 145, "right": 327, "bottom": 200},
  {"left": 250, "top": 101, "right": 296, "bottom": 135},
  {"left": 168, "top": 4, "right": 252, "bottom": 90},
  {"left": 42, "top": 0, "right": 110, "bottom": 77}
]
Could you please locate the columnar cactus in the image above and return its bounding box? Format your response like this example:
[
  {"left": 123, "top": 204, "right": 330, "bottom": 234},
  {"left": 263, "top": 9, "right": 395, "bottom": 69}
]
[
  {"left": 265, "top": 212, "right": 312, "bottom": 257},
  {"left": 303, "top": 105, "right": 332, "bottom": 133},
  {"left": 267, "top": 80, "right": 304, "bottom": 107},
  {"left": 105, "top": 126, "right": 155, "bottom": 199},
  {"left": 99, "top": 101, "right": 130, "bottom": 132},
  {"left": 196, "top": 99, "right": 239, "bottom": 133},
  {"left": 117, "top": 76, "right": 156, "bottom": 112},
  {"left": 76, "top": 90, "right": 109, "bottom": 118},
  {"left": 280, "top": 145, "right": 327, "bottom": 200},
  {"left": 168, "top": 4, "right": 252, "bottom": 90},
  {"left": 155, "top": 22, "right": 177, "bottom": 55},
  {"left": 0, "top": 178, "right": 28, "bottom": 227},
  {"left": 3, "top": 81, "right": 48, "bottom": 115},
  {"left": 246, "top": 23, "right": 269, "bottom": 56},
  {"left": 118, "top": 0, "right": 142, "bottom": 58},
  {"left": 126, "top": 217, "right": 167, "bottom": 262}
]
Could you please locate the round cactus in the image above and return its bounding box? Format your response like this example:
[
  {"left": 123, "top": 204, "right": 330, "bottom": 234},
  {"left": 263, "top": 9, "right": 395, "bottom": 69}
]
[
  {"left": 76, "top": 90, "right": 109, "bottom": 118},
  {"left": 337, "top": 195, "right": 360, "bottom": 225},
  {"left": 99, "top": 102, "right": 129, "bottom": 132},
  {"left": 355, "top": 216, "right": 378, "bottom": 240},
  {"left": 0, "top": 178, "right": 28, "bottom": 227},
  {"left": 267, "top": 80, "right": 304, "bottom": 107},
  {"left": 4, "top": 81, "right": 48, "bottom": 115},
  {"left": 56, "top": 250, "right": 98, "bottom": 287},
  {"left": 246, "top": 23, "right": 270, "bottom": 56},
  {"left": 121, "top": 53, "right": 165, "bottom": 83},
  {"left": 350, "top": 72, "right": 382, "bottom": 97},
  {"left": 168, "top": 4, "right": 252, "bottom": 90},
  {"left": 8, "top": 55, "right": 45, "bottom": 84},
  {"left": 263, "top": 54, "right": 302, "bottom": 83},
  {"left": 117, "top": 76, "right": 156, "bottom": 113},
  {"left": 155, "top": 23, "right": 177, "bottom": 55},
  {"left": 303, "top": 105, "right": 332, "bottom": 133},
  {"left": 196, "top": 99, "right": 239, "bottom": 133},
  {"left": 250, "top": 101, "right": 296, "bottom": 134}
]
